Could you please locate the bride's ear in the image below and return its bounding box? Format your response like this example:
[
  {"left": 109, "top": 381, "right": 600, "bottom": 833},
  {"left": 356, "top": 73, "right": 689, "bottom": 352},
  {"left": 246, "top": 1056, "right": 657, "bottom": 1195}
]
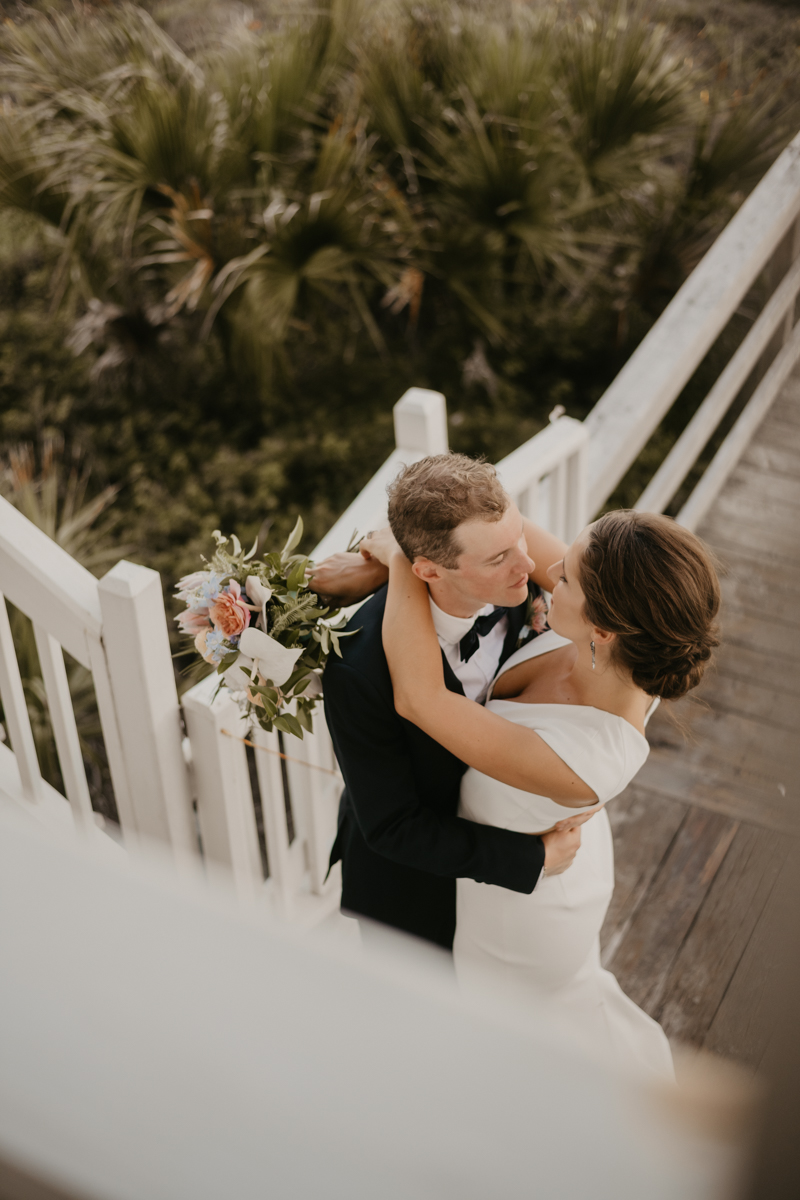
[
  {"left": 412, "top": 558, "right": 443, "bottom": 583},
  {"left": 591, "top": 625, "right": 615, "bottom": 648}
]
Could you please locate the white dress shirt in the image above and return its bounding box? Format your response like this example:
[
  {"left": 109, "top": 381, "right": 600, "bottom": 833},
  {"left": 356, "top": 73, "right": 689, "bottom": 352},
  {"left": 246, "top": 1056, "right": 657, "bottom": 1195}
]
[{"left": 429, "top": 598, "right": 508, "bottom": 704}]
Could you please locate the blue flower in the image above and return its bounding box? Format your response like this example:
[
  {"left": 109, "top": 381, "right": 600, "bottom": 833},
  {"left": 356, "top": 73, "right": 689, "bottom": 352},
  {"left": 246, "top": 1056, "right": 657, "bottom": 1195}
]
[{"left": 204, "top": 628, "right": 228, "bottom": 664}]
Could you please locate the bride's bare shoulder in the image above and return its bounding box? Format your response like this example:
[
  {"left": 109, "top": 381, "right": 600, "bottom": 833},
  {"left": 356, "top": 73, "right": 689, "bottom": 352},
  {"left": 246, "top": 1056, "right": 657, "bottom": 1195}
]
[{"left": 492, "top": 643, "right": 576, "bottom": 700}]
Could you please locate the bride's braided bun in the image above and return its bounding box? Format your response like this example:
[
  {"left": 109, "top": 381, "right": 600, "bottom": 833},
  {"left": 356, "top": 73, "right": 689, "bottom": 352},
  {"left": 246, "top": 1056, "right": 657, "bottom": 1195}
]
[{"left": 579, "top": 511, "right": 720, "bottom": 701}]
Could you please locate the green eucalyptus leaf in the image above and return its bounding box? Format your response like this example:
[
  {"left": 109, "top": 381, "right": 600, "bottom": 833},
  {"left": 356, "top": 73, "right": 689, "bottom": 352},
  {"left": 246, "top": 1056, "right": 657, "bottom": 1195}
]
[
  {"left": 274, "top": 712, "right": 304, "bottom": 740},
  {"left": 282, "top": 516, "right": 303, "bottom": 558},
  {"left": 296, "top": 705, "right": 314, "bottom": 732},
  {"left": 287, "top": 559, "right": 307, "bottom": 592}
]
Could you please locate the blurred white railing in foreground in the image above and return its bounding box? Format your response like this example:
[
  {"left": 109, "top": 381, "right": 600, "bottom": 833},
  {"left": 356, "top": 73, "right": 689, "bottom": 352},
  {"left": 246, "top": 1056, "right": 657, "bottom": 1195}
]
[
  {"left": 0, "top": 808, "right": 737, "bottom": 1200},
  {"left": 2, "top": 129, "right": 800, "bottom": 925}
]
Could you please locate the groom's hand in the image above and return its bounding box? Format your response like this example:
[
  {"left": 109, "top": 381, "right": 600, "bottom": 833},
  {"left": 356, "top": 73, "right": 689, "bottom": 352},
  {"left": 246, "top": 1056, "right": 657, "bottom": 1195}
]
[
  {"left": 540, "top": 824, "right": 583, "bottom": 876},
  {"left": 308, "top": 551, "right": 389, "bottom": 607}
]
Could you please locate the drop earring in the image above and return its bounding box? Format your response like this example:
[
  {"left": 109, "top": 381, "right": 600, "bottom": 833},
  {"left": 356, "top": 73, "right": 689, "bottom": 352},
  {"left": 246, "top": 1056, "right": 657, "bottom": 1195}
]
[{"left": 590, "top": 641, "right": 596, "bottom": 670}]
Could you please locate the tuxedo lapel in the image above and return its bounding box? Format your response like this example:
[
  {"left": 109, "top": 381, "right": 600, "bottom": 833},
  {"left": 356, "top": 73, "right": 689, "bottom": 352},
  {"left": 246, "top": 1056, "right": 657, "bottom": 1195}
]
[
  {"left": 499, "top": 603, "right": 526, "bottom": 668},
  {"left": 498, "top": 583, "right": 543, "bottom": 669},
  {"left": 441, "top": 648, "right": 466, "bottom": 696}
]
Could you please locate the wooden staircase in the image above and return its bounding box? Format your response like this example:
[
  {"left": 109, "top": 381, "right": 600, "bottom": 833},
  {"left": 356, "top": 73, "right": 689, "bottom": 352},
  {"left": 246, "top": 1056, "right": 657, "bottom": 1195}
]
[{"left": 601, "top": 372, "right": 800, "bottom": 1069}]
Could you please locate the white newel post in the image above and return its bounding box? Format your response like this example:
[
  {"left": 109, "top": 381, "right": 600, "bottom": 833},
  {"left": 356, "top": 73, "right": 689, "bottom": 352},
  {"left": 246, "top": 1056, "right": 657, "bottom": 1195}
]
[
  {"left": 393, "top": 387, "right": 449, "bottom": 455},
  {"left": 97, "top": 561, "right": 197, "bottom": 858}
]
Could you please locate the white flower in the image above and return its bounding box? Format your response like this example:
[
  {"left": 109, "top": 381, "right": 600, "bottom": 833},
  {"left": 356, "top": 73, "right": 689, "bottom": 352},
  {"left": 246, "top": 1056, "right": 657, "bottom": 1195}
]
[
  {"left": 245, "top": 575, "right": 273, "bottom": 628},
  {"left": 223, "top": 654, "right": 256, "bottom": 693},
  {"left": 238, "top": 627, "right": 303, "bottom": 686},
  {"left": 297, "top": 671, "right": 323, "bottom": 699}
]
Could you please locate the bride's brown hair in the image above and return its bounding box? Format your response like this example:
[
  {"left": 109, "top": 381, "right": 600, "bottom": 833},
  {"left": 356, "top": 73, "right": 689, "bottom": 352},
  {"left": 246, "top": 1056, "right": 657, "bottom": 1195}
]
[{"left": 579, "top": 511, "right": 720, "bottom": 701}]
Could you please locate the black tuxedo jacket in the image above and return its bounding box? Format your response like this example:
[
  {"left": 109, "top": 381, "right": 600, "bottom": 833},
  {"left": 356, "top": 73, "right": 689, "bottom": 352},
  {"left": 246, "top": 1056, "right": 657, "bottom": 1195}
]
[{"left": 324, "top": 585, "right": 546, "bottom": 950}]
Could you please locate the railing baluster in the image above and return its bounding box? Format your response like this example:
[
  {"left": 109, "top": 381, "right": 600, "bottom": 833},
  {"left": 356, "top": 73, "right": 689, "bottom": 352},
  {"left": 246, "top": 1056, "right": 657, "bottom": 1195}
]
[
  {"left": 517, "top": 482, "right": 540, "bottom": 524},
  {"left": 182, "top": 678, "right": 261, "bottom": 901},
  {"left": 0, "top": 592, "right": 43, "bottom": 803},
  {"left": 548, "top": 461, "right": 568, "bottom": 541},
  {"left": 33, "top": 624, "right": 94, "bottom": 830},
  {"left": 253, "top": 726, "right": 293, "bottom": 914},
  {"left": 290, "top": 711, "right": 341, "bottom": 896},
  {"left": 86, "top": 635, "right": 139, "bottom": 841},
  {"left": 565, "top": 443, "right": 589, "bottom": 543}
]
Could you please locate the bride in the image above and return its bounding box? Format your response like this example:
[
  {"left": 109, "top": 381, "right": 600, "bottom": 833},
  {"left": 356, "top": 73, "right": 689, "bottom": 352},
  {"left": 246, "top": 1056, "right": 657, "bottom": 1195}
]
[{"left": 361, "top": 511, "right": 720, "bottom": 1081}]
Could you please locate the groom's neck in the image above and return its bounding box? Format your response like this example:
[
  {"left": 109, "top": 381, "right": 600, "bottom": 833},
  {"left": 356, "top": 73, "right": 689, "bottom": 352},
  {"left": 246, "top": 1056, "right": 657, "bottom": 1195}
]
[{"left": 426, "top": 577, "right": 486, "bottom": 620}]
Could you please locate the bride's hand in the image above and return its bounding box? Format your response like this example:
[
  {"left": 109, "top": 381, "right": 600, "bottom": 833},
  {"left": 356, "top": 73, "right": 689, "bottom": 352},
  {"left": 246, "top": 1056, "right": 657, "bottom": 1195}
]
[{"left": 360, "top": 526, "right": 402, "bottom": 568}]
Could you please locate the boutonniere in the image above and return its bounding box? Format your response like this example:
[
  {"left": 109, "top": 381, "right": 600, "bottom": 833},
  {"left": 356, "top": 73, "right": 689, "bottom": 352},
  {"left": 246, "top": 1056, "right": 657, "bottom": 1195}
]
[{"left": 515, "top": 591, "right": 549, "bottom": 650}]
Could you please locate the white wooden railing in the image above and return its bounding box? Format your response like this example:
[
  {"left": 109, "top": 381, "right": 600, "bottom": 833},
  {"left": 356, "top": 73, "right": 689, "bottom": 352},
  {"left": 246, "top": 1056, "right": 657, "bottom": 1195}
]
[
  {"left": 3, "top": 129, "right": 800, "bottom": 919},
  {"left": 0, "top": 501, "right": 195, "bottom": 858},
  {"left": 587, "top": 129, "right": 800, "bottom": 529}
]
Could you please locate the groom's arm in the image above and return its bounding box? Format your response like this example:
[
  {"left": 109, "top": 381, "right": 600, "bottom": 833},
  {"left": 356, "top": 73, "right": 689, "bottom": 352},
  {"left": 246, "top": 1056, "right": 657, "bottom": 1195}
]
[{"left": 324, "top": 660, "right": 544, "bottom": 892}]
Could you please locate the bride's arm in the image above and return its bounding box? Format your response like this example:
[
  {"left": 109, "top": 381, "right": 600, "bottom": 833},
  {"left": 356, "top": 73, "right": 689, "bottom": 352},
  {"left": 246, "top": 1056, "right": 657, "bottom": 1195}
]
[
  {"left": 380, "top": 548, "right": 596, "bottom": 806},
  {"left": 307, "top": 518, "right": 566, "bottom": 605}
]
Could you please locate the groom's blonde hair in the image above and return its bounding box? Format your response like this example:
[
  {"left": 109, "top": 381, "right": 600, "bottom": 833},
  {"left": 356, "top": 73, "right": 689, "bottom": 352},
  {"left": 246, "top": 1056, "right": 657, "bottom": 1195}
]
[{"left": 387, "top": 453, "right": 508, "bottom": 568}]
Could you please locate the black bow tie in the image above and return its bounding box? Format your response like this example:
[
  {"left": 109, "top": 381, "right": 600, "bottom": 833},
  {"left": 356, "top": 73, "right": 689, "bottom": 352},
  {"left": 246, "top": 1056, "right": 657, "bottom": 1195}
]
[{"left": 459, "top": 607, "right": 508, "bottom": 662}]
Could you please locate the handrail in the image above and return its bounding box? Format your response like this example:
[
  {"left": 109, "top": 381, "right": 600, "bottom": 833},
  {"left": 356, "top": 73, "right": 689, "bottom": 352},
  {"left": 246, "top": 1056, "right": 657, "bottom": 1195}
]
[
  {"left": 586, "top": 130, "right": 800, "bottom": 514},
  {"left": 0, "top": 496, "right": 102, "bottom": 668},
  {"left": 0, "top": 497, "right": 195, "bottom": 854},
  {"left": 678, "top": 316, "right": 800, "bottom": 530},
  {"left": 635, "top": 251, "right": 800, "bottom": 515}
]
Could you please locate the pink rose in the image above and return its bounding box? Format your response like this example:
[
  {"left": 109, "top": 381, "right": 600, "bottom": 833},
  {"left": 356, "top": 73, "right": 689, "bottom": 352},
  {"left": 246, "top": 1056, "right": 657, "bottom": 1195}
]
[
  {"left": 532, "top": 594, "right": 548, "bottom": 633},
  {"left": 176, "top": 571, "right": 210, "bottom": 594},
  {"left": 209, "top": 580, "right": 251, "bottom": 638},
  {"left": 176, "top": 609, "right": 211, "bottom": 635}
]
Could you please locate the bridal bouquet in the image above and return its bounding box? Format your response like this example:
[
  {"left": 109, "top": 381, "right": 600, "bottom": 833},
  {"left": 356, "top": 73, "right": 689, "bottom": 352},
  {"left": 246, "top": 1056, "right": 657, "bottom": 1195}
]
[{"left": 175, "top": 518, "right": 352, "bottom": 739}]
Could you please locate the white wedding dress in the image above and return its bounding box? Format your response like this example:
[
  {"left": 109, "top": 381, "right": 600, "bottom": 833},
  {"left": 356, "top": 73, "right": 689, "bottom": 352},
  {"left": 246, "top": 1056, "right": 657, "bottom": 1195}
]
[{"left": 455, "top": 629, "right": 674, "bottom": 1082}]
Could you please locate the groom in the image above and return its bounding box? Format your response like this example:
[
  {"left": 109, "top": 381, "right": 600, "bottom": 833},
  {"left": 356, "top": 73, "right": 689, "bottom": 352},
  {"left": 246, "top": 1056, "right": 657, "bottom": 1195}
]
[{"left": 313, "top": 453, "right": 581, "bottom": 951}]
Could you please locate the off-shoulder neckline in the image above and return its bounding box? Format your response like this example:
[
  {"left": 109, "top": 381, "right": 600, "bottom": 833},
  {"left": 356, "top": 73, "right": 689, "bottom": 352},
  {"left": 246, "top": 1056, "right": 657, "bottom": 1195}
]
[
  {"left": 490, "top": 630, "right": 649, "bottom": 743},
  {"left": 486, "top": 696, "right": 649, "bottom": 745}
]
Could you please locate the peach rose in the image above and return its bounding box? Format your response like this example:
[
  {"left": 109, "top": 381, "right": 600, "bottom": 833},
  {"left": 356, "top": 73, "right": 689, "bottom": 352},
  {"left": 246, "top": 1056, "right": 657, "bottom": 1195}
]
[{"left": 209, "top": 580, "right": 251, "bottom": 638}]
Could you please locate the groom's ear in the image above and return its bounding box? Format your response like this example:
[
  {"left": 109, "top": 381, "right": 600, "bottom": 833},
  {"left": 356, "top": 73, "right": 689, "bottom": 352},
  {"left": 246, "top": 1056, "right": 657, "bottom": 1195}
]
[{"left": 411, "top": 557, "right": 444, "bottom": 583}]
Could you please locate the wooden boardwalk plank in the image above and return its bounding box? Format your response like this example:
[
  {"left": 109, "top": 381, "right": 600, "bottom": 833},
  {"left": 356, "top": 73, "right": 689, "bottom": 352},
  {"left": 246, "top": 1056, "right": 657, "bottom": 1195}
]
[
  {"left": 697, "top": 642, "right": 800, "bottom": 699},
  {"left": 709, "top": 545, "right": 800, "bottom": 600},
  {"left": 600, "top": 370, "right": 800, "bottom": 1065},
  {"left": 700, "top": 513, "right": 798, "bottom": 565},
  {"left": 703, "top": 844, "right": 800, "bottom": 1069},
  {"left": 600, "top": 786, "right": 688, "bottom": 966},
  {"left": 741, "top": 439, "right": 800, "bottom": 478},
  {"left": 744, "top": 415, "right": 800, "bottom": 454},
  {"left": 724, "top": 462, "right": 800, "bottom": 513},
  {"left": 694, "top": 669, "right": 800, "bottom": 730},
  {"left": 655, "top": 823, "right": 792, "bottom": 1050},
  {"left": 604, "top": 808, "right": 739, "bottom": 1014},
  {"left": 718, "top": 582, "right": 800, "bottom": 630},
  {"left": 710, "top": 605, "right": 800, "bottom": 662},
  {"left": 634, "top": 751, "right": 798, "bottom": 835}
]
